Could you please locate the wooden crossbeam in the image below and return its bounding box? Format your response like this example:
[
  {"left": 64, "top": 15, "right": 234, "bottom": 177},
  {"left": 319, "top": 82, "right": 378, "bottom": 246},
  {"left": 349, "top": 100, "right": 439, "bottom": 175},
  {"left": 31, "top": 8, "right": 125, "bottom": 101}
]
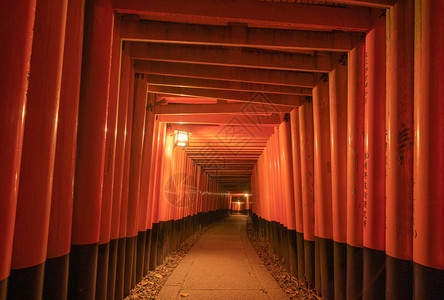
[
  {"left": 131, "top": 42, "right": 331, "bottom": 72},
  {"left": 121, "top": 19, "right": 361, "bottom": 51},
  {"left": 114, "top": 0, "right": 372, "bottom": 31},
  {"left": 146, "top": 75, "right": 312, "bottom": 96}
]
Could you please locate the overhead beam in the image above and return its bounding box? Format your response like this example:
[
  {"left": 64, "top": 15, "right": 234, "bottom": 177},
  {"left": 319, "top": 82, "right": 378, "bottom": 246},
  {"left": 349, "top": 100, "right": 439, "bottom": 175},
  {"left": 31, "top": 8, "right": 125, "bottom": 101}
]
[
  {"left": 130, "top": 42, "right": 332, "bottom": 72},
  {"left": 146, "top": 75, "right": 312, "bottom": 96},
  {"left": 190, "top": 138, "right": 269, "bottom": 142},
  {"left": 158, "top": 114, "right": 282, "bottom": 126},
  {"left": 113, "top": 0, "right": 372, "bottom": 31},
  {"left": 321, "top": 0, "right": 394, "bottom": 9},
  {"left": 186, "top": 149, "right": 263, "bottom": 153},
  {"left": 186, "top": 143, "right": 265, "bottom": 147},
  {"left": 193, "top": 162, "right": 256, "bottom": 165},
  {"left": 121, "top": 19, "right": 360, "bottom": 51},
  {"left": 154, "top": 103, "right": 293, "bottom": 115},
  {"left": 136, "top": 60, "right": 316, "bottom": 88},
  {"left": 149, "top": 86, "right": 303, "bottom": 107},
  {"left": 170, "top": 124, "right": 275, "bottom": 136}
]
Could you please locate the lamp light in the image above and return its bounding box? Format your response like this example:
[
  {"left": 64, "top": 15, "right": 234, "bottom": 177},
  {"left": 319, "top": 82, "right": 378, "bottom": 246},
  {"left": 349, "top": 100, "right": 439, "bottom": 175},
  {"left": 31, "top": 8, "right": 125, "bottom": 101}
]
[{"left": 174, "top": 130, "right": 189, "bottom": 147}]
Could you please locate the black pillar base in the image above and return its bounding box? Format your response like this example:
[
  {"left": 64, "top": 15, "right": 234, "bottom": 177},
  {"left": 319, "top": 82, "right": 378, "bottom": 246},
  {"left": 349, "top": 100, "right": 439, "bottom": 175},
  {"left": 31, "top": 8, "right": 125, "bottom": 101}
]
[
  {"left": 304, "top": 239, "right": 315, "bottom": 289},
  {"left": 114, "top": 238, "right": 126, "bottom": 300},
  {"left": 386, "top": 255, "right": 412, "bottom": 299},
  {"left": 315, "top": 237, "right": 321, "bottom": 296},
  {"left": 319, "top": 237, "right": 334, "bottom": 300},
  {"left": 95, "top": 243, "right": 110, "bottom": 300},
  {"left": 413, "top": 262, "right": 444, "bottom": 300},
  {"left": 333, "top": 241, "right": 347, "bottom": 300},
  {"left": 288, "top": 229, "right": 298, "bottom": 277},
  {"left": 8, "top": 262, "right": 45, "bottom": 300},
  {"left": 68, "top": 243, "right": 98, "bottom": 300},
  {"left": 148, "top": 223, "right": 159, "bottom": 271},
  {"left": 143, "top": 229, "right": 151, "bottom": 276},
  {"left": 43, "top": 253, "right": 69, "bottom": 300},
  {"left": 296, "top": 232, "right": 305, "bottom": 281},
  {"left": 346, "top": 244, "right": 363, "bottom": 300},
  {"left": 123, "top": 236, "right": 136, "bottom": 297},
  {"left": 107, "top": 239, "right": 118, "bottom": 300},
  {"left": 363, "top": 247, "right": 385, "bottom": 300},
  {"left": 136, "top": 231, "right": 146, "bottom": 283},
  {"left": 0, "top": 278, "right": 7, "bottom": 300}
]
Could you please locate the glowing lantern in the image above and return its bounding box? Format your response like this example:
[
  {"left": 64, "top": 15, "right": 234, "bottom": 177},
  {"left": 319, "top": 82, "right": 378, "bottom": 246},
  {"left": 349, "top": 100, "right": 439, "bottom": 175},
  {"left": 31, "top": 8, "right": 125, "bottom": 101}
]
[{"left": 174, "top": 130, "right": 189, "bottom": 147}]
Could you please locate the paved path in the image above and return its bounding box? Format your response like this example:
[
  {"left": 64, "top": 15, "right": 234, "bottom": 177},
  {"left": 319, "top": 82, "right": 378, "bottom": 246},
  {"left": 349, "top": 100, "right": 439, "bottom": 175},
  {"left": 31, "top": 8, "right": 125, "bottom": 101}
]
[{"left": 158, "top": 215, "right": 288, "bottom": 299}]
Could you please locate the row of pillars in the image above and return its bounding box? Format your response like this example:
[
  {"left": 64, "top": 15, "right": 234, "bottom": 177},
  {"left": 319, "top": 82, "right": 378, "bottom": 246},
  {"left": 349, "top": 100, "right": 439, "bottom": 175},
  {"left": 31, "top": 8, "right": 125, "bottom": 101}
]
[
  {"left": 0, "top": 0, "right": 230, "bottom": 299},
  {"left": 251, "top": 1, "right": 443, "bottom": 299}
]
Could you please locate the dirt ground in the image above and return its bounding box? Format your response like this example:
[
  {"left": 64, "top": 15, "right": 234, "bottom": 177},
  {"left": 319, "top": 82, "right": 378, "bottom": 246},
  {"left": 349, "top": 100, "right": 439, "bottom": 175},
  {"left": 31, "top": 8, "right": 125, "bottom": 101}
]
[{"left": 245, "top": 218, "right": 320, "bottom": 300}]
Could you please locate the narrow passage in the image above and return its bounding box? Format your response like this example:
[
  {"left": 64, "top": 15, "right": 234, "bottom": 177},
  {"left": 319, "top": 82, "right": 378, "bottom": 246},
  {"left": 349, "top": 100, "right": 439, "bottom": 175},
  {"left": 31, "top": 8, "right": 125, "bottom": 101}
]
[{"left": 158, "top": 215, "right": 288, "bottom": 299}]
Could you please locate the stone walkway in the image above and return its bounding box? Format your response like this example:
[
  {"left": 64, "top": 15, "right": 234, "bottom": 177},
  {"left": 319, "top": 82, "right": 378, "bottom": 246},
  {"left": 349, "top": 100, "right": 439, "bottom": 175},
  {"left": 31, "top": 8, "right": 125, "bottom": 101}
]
[{"left": 158, "top": 215, "right": 288, "bottom": 299}]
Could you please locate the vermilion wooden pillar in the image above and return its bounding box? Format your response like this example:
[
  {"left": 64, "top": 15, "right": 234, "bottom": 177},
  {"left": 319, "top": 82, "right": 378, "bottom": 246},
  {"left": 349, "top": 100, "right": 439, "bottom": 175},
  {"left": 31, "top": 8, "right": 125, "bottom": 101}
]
[
  {"left": 44, "top": 1, "right": 85, "bottom": 299},
  {"left": 262, "top": 145, "right": 271, "bottom": 223},
  {"left": 146, "top": 119, "right": 160, "bottom": 234},
  {"left": 386, "top": 0, "right": 414, "bottom": 298},
  {"left": 121, "top": 63, "right": 135, "bottom": 297},
  {"left": 290, "top": 109, "right": 305, "bottom": 281},
  {"left": 8, "top": 0, "right": 68, "bottom": 299},
  {"left": 69, "top": 0, "right": 114, "bottom": 299},
  {"left": 124, "top": 75, "right": 148, "bottom": 293},
  {"left": 95, "top": 14, "right": 121, "bottom": 300},
  {"left": 329, "top": 52, "right": 348, "bottom": 300},
  {"left": 299, "top": 101, "right": 315, "bottom": 289},
  {"left": 279, "top": 121, "right": 296, "bottom": 275},
  {"left": 0, "top": 1, "right": 36, "bottom": 298},
  {"left": 363, "top": 13, "right": 386, "bottom": 300},
  {"left": 413, "top": 0, "right": 444, "bottom": 298},
  {"left": 266, "top": 138, "right": 275, "bottom": 224},
  {"left": 313, "top": 75, "right": 334, "bottom": 299},
  {"left": 148, "top": 123, "right": 167, "bottom": 272},
  {"left": 274, "top": 127, "right": 288, "bottom": 268},
  {"left": 138, "top": 93, "right": 156, "bottom": 278},
  {"left": 346, "top": 37, "right": 365, "bottom": 300},
  {"left": 111, "top": 41, "right": 131, "bottom": 300}
]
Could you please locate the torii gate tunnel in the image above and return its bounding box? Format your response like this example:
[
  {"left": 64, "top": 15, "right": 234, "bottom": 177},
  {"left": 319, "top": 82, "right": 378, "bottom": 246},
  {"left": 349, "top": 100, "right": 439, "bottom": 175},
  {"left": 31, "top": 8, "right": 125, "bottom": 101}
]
[{"left": 0, "top": 0, "right": 443, "bottom": 299}]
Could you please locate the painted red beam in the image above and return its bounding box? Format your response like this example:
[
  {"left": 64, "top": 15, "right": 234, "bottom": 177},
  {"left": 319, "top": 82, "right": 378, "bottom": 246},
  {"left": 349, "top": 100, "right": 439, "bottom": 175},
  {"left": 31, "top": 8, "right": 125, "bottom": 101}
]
[
  {"left": 173, "top": 124, "right": 275, "bottom": 136},
  {"left": 150, "top": 86, "right": 302, "bottom": 107},
  {"left": 136, "top": 60, "right": 315, "bottom": 88},
  {"left": 147, "top": 75, "right": 312, "bottom": 96},
  {"left": 185, "top": 142, "right": 267, "bottom": 146},
  {"left": 186, "top": 147, "right": 264, "bottom": 151},
  {"left": 158, "top": 114, "right": 282, "bottom": 126},
  {"left": 113, "top": 0, "right": 372, "bottom": 31},
  {"left": 121, "top": 19, "right": 360, "bottom": 51},
  {"left": 130, "top": 42, "right": 331, "bottom": 72},
  {"left": 195, "top": 162, "right": 256, "bottom": 165},
  {"left": 322, "top": 0, "right": 393, "bottom": 8}
]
